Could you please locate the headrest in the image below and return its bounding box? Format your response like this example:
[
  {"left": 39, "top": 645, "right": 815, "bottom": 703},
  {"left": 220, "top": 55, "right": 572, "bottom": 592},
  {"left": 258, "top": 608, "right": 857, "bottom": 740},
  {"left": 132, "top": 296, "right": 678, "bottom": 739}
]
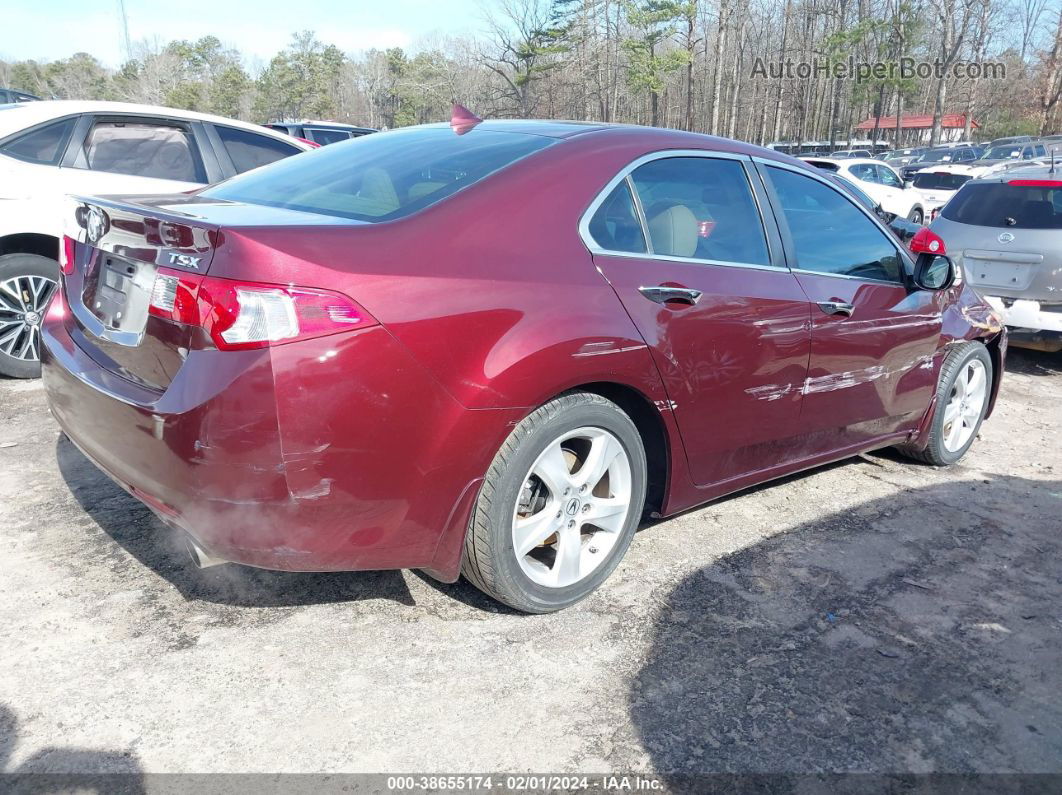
[{"left": 647, "top": 203, "right": 698, "bottom": 258}]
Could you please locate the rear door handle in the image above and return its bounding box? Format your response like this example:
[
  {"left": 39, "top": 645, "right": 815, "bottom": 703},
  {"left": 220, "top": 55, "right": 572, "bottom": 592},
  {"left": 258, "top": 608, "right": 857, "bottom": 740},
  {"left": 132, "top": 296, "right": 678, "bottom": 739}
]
[
  {"left": 817, "top": 300, "right": 854, "bottom": 317},
  {"left": 639, "top": 286, "right": 703, "bottom": 305}
]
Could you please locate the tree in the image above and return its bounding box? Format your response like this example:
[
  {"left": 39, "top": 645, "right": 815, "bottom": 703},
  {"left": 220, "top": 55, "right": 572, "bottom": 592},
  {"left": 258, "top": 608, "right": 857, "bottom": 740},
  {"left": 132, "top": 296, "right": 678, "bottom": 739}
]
[{"left": 623, "top": 0, "right": 690, "bottom": 126}]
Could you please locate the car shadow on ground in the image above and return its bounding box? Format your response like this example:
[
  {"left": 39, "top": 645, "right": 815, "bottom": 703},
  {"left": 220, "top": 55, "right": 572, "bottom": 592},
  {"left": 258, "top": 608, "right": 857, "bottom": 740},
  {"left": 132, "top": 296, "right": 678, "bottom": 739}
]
[
  {"left": 0, "top": 703, "right": 144, "bottom": 794},
  {"left": 55, "top": 436, "right": 415, "bottom": 609},
  {"left": 629, "top": 474, "right": 1062, "bottom": 784},
  {"left": 1005, "top": 347, "right": 1062, "bottom": 377}
]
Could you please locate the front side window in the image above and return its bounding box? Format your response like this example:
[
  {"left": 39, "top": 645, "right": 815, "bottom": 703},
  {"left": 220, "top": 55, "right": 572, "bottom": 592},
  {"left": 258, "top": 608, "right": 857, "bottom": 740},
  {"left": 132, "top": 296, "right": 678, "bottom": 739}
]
[
  {"left": 587, "top": 181, "right": 646, "bottom": 254},
  {"left": 767, "top": 166, "right": 903, "bottom": 283},
  {"left": 215, "top": 126, "right": 302, "bottom": 173},
  {"left": 0, "top": 117, "right": 76, "bottom": 165},
  {"left": 627, "top": 156, "right": 771, "bottom": 265},
  {"left": 81, "top": 120, "right": 206, "bottom": 182},
  {"left": 204, "top": 127, "right": 554, "bottom": 222}
]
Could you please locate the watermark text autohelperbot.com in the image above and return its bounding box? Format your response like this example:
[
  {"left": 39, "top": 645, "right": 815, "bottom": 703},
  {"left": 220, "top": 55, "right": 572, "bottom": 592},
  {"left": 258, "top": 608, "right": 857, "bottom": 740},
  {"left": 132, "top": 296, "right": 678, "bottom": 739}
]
[{"left": 751, "top": 56, "right": 1006, "bottom": 81}]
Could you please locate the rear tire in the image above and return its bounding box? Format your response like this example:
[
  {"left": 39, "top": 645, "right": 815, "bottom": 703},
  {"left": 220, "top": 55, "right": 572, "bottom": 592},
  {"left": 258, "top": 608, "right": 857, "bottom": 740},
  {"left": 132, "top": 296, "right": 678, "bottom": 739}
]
[
  {"left": 0, "top": 253, "right": 59, "bottom": 379},
  {"left": 462, "top": 391, "right": 647, "bottom": 613},
  {"left": 896, "top": 342, "right": 992, "bottom": 466}
]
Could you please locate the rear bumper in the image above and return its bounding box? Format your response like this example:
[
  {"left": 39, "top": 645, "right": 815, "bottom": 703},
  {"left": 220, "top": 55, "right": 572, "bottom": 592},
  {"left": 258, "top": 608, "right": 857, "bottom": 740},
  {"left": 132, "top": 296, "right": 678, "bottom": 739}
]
[
  {"left": 41, "top": 302, "right": 515, "bottom": 576},
  {"left": 982, "top": 295, "right": 1062, "bottom": 334}
]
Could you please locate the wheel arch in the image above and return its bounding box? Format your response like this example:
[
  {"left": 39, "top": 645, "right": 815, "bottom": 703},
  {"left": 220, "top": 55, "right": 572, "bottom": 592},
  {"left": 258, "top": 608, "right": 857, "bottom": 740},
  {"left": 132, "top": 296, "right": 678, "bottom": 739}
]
[
  {"left": 563, "top": 381, "right": 671, "bottom": 518},
  {"left": 0, "top": 233, "right": 60, "bottom": 261}
]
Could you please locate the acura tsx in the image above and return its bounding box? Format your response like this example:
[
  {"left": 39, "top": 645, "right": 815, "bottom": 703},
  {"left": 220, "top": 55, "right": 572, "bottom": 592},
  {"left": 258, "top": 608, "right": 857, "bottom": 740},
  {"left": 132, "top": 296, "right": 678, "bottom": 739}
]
[{"left": 40, "top": 113, "right": 1006, "bottom": 612}]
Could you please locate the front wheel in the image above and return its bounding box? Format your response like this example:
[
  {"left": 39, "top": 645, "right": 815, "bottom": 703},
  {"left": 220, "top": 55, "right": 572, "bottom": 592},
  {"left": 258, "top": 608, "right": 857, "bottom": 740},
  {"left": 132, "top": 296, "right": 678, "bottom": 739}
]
[
  {"left": 0, "top": 253, "right": 59, "bottom": 379},
  {"left": 908, "top": 207, "right": 924, "bottom": 225},
  {"left": 462, "top": 392, "right": 647, "bottom": 613},
  {"left": 897, "top": 342, "right": 992, "bottom": 466}
]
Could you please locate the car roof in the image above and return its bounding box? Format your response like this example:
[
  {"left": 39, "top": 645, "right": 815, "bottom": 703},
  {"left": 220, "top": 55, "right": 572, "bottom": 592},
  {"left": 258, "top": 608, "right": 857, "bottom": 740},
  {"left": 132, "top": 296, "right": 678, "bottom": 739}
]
[
  {"left": 969, "top": 163, "right": 1062, "bottom": 183},
  {"left": 0, "top": 100, "right": 313, "bottom": 149}
]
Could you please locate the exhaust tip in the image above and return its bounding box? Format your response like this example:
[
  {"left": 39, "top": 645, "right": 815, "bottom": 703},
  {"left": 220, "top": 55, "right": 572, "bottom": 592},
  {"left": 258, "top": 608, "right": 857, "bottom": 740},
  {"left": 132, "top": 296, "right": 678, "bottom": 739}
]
[{"left": 183, "top": 534, "right": 227, "bottom": 569}]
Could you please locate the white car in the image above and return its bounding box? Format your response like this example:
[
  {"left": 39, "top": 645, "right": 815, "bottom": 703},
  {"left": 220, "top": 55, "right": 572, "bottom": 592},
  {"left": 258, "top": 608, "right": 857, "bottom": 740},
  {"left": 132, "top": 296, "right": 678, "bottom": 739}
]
[
  {"left": 0, "top": 100, "right": 313, "bottom": 377},
  {"left": 801, "top": 157, "right": 926, "bottom": 224},
  {"left": 906, "top": 164, "right": 977, "bottom": 221}
]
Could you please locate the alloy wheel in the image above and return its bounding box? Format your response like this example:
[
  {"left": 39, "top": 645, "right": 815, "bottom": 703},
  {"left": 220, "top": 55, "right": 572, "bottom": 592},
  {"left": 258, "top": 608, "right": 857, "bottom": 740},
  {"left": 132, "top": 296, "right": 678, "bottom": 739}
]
[
  {"left": 511, "top": 426, "right": 633, "bottom": 588},
  {"left": 0, "top": 274, "right": 56, "bottom": 363},
  {"left": 942, "top": 358, "right": 987, "bottom": 452}
]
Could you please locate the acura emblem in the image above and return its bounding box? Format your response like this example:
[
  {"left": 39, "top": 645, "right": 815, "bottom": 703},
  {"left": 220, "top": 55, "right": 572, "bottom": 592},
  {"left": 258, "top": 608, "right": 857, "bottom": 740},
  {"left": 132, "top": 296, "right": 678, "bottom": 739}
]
[
  {"left": 85, "top": 206, "right": 109, "bottom": 243},
  {"left": 998, "top": 232, "right": 1014, "bottom": 244}
]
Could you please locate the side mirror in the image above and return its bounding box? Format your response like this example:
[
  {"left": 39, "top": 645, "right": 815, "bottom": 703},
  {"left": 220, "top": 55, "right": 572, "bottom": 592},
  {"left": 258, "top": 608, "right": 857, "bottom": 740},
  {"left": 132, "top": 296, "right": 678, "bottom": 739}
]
[{"left": 914, "top": 253, "right": 955, "bottom": 291}]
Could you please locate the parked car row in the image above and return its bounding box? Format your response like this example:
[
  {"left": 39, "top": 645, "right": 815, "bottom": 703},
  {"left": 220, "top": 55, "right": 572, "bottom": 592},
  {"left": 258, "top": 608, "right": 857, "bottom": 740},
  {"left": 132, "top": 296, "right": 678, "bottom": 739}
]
[{"left": 35, "top": 110, "right": 1008, "bottom": 612}]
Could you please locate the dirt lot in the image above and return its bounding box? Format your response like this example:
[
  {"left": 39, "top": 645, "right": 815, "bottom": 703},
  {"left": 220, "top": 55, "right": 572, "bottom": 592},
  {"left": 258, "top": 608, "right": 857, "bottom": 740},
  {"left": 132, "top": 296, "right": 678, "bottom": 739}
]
[{"left": 0, "top": 348, "right": 1060, "bottom": 788}]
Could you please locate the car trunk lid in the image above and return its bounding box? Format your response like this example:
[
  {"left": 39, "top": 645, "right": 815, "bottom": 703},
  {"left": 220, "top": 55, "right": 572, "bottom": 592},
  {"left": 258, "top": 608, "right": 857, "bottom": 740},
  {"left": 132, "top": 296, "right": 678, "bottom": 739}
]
[{"left": 62, "top": 194, "right": 359, "bottom": 392}]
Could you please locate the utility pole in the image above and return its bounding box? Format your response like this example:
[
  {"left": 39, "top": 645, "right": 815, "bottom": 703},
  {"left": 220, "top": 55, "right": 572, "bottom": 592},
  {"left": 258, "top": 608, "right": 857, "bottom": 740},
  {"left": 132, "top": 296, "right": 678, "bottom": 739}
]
[{"left": 116, "top": 0, "right": 132, "bottom": 62}]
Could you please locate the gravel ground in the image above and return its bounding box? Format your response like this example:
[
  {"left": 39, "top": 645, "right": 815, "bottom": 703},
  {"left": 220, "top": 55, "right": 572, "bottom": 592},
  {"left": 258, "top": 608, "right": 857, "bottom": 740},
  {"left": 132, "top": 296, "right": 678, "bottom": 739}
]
[{"left": 0, "top": 348, "right": 1059, "bottom": 789}]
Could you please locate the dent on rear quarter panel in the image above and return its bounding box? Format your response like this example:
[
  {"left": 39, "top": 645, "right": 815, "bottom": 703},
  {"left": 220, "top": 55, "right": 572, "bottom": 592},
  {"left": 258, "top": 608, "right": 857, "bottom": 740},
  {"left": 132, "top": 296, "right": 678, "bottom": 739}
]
[{"left": 267, "top": 324, "right": 524, "bottom": 571}]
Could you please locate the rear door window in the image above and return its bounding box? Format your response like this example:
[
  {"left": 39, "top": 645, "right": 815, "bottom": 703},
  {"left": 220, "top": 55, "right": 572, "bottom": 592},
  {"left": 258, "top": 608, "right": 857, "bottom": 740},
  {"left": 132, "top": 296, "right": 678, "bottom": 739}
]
[
  {"left": 203, "top": 127, "right": 554, "bottom": 222},
  {"left": 625, "top": 156, "right": 771, "bottom": 265},
  {"left": 767, "top": 166, "right": 903, "bottom": 283},
  {"left": 0, "top": 117, "right": 77, "bottom": 165},
  {"left": 214, "top": 125, "right": 302, "bottom": 173},
  {"left": 81, "top": 119, "right": 207, "bottom": 182},
  {"left": 941, "top": 183, "right": 1062, "bottom": 229},
  {"left": 875, "top": 166, "right": 903, "bottom": 188},
  {"left": 849, "top": 163, "right": 877, "bottom": 183}
]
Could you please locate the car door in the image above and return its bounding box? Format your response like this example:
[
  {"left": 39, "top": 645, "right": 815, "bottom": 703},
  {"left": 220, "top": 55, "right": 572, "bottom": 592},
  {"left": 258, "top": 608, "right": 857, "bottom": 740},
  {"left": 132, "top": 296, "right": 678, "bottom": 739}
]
[
  {"left": 874, "top": 163, "right": 916, "bottom": 218},
  {"left": 583, "top": 152, "right": 812, "bottom": 487},
  {"left": 846, "top": 162, "right": 886, "bottom": 204},
  {"left": 758, "top": 161, "right": 942, "bottom": 450},
  {"left": 57, "top": 114, "right": 214, "bottom": 197}
]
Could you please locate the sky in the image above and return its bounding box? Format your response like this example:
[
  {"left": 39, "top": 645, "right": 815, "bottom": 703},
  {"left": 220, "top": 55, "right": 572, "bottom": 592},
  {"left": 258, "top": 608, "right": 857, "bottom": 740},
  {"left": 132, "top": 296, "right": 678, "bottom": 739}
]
[{"left": 2, "top": 0, "right": 485, "bottom": 68}]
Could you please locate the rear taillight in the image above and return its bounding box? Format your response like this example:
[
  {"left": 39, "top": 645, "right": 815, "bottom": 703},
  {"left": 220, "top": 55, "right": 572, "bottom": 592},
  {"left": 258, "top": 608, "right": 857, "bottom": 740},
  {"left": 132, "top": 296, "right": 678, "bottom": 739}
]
[
  {"left": 1008, "top": 179, "right": 1062, "bottom": 187},
  {"left": 60, "top": 235, "right": 77, "bottom": 275},
  {"left": 148, "top": 269, "right": 374, "bottom": 350},
  {"left": 909, "top": 227, "right": 947, "bottom": 255}
]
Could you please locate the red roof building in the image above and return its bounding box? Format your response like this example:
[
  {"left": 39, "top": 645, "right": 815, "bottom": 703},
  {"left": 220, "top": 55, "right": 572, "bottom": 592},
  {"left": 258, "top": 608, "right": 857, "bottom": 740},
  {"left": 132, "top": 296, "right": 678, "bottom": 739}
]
[{"left": 855, "top": 113, "right": 979, "bottom": 143}]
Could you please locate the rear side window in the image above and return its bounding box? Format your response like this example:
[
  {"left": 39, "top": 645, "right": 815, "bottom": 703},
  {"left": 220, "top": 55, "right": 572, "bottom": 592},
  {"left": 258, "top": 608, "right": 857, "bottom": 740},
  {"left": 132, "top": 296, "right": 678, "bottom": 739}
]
[
  {"left": 942, "top": 183, "right": 1062, "bottom": 229},
  {"left": 306, "top": 127, "right": 352, "bottom": 146},
  {"left": 82, "top": 121, "right": 207, "bottom": 183},
  {"left": 588, "top": 181, "right": 647, "bottom": 254},
  {"left": 0, "top": 117, "right": 76, "bottom": 165},
  {"left": 912, "top": 172, "right": 971, "bottom": 191},
  {"left": 767, "top": 166, "right": 903, "bottom": 283},
  {"left": 203, "top": 127, "right": 554, "bottom": 222},
  {"left": 628, "top": 156, "right": 771, "bottom": 266},
  {"left": 215, "top": 126, "right": 302, "bottom": 173}
]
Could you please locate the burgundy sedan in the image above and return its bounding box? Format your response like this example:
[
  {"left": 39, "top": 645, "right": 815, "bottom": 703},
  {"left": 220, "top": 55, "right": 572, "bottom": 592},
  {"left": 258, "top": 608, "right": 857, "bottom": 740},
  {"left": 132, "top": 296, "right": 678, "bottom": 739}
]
[{"left": 40, "top": 118, "right": 1006, "bottom": 613}]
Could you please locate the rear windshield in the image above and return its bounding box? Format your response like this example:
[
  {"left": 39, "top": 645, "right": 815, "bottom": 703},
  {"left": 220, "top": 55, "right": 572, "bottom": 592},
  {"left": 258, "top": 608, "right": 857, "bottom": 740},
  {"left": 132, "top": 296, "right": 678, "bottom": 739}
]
[
  {"left": 202, "top": 127, "right": 554, "bottom": 222},
  {"left": 912, "top": 172, "right": 972, "bottom": 191},
  {"left": 941, "top": 182, "right": 1062, "bottom": 229}
]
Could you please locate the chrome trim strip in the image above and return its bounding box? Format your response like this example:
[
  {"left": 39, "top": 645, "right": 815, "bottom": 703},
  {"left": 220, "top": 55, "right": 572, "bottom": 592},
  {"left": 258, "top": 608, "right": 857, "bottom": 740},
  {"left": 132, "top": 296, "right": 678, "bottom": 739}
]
[
  {"left": 577, "top": 149, "right": 781, "bottom": 271},
  {"left": 592, "top": 249, "right": 785, "bottom": 272},
  {"left": 790, "top": 268, "right": 905, "bottom": 287}
]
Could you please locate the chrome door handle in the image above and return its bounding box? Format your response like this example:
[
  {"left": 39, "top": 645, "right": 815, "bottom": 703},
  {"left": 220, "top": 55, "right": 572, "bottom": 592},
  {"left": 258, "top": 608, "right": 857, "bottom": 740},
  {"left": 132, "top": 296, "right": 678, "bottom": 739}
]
[
  {"left": 639, "top": 286, "right": 703, "bottom": 305},
  {"left": 817, "top": 300, "right": 854, "bottom": 317}
]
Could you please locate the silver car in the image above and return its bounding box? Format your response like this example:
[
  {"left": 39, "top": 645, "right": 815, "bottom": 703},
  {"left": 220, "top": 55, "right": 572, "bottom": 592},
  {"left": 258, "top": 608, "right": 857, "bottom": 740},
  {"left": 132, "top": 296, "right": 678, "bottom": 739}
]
[{"left": 930, "top": 164, "right": 1062, "bottom": 351}]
